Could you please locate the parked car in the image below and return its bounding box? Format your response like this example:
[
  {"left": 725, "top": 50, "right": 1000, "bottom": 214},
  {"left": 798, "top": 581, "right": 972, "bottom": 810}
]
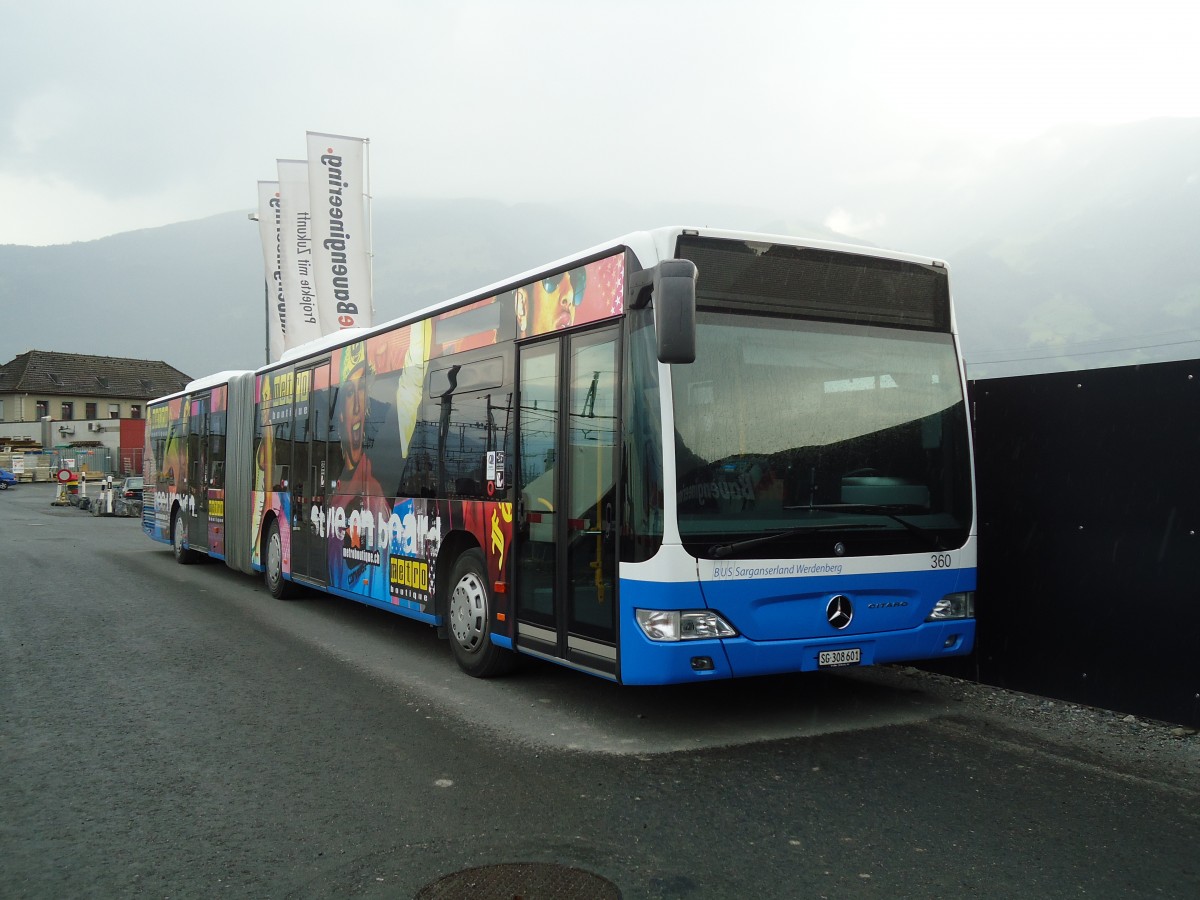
[
  {"left": 120, "top": 475, "right": 144, "bottom": 500},
  {"left": 0, "top": 468, "right": 17, "bottom": 489}
]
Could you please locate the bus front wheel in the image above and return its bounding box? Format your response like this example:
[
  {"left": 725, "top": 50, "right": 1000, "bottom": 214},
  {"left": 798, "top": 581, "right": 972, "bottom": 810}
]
[
  {"left": 447, "top": 548, "right": 515, "bottom": 678},
  {"left": 264, "top": 520, "right": 296, "bottom": 600},
  {"left": 172, "top": 508, "right": 198, "bottom": 564}
]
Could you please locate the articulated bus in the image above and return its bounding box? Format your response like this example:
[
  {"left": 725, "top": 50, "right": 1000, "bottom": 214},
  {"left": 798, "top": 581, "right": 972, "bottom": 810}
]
[{"left": 145, "top": 227, "right": 976, "bottom": 684}]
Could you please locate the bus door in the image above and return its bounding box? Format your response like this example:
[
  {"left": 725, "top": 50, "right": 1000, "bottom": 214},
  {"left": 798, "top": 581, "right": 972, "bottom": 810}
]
[
  {"left": 289, "top": 361, "right": 331, "bottom": 584},
  {"left": 186, "top": 392, "right": 210, "bottom": 552},
  {"left": 515, "top": 326, "right": 620, "bottom": 678}
]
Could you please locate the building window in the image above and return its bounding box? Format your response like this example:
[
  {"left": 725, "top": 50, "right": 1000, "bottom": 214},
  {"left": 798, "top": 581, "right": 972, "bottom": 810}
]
[
  {"left": 86, "top": 402, "right": 98, "bottom": 419},
  {"left": 36, "top": 400, "right": 50, "bottom": 418},
  {"left": 109, "top": 403, "right": 120, "bottom": 419},
  {"left": 0, "top": 399, "right": 4, "bottom": 422},
  {"left": 61, "top": 401, "right": 74, "bottom": 421},
  {"left": 130, "top": 404, "right": 142, "bottom": 419}
]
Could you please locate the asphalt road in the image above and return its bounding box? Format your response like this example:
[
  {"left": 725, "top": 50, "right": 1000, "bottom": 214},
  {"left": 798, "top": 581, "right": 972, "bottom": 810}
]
[{"left": 2, "top": 483, "right": 1198, "bottom": 899}]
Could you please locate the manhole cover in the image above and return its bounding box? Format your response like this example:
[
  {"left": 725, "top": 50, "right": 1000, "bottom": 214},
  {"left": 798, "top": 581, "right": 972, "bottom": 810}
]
[{"left": 415, "top": 862, "right": 620, "bottom": 899}]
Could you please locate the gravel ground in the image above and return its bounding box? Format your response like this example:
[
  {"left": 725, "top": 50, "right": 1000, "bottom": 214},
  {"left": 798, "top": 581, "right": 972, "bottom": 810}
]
[{"left": 871, "top": 665, "right": 1200, "bottom": 790}]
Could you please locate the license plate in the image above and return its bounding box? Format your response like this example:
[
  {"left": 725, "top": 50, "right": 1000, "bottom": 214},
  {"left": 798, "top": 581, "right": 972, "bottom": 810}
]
[{"left": 818, "top": 648, "right": 861, "bottom": 668}]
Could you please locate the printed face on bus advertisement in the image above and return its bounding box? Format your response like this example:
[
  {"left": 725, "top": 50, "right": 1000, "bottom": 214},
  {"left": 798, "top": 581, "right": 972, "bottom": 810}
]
[
  {"left": 520, "top": 253, "right": 625, "bottom": 338},
  {"left": 323, "top": 332, "right": 435, "bottom": 597},
  {"left": 330, "top": 340, "right": 385, "bottom": 510},
  {"left": 533, "top": 269, "right": 582, "bottom": 334},
  {"left": 338, "top": 347, "right": 369, "bottom": 471}
]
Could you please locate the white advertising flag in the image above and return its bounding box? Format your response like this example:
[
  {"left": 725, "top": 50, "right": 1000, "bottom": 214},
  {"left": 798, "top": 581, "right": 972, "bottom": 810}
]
[
  {"left": 307, "top": 131, "right": 373, "bottom": 333},
  {"left": 276, "top": 159, "right": 324, "bottom": 348},
  {"left": 256, "top": 181, "right": 286, "bottom": 363}
]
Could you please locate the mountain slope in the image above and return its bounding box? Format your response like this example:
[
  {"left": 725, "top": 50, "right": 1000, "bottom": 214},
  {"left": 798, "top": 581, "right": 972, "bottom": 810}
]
[{"left": 2, "top": 118, "right": 1197, "bottom": 380}]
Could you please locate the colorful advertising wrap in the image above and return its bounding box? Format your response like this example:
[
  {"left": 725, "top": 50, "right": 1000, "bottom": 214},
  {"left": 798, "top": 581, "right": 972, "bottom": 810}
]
[
  {"left": 516, "top": 252, "right": 625, "bottom": 338},
  {"left": 245, "top": 249, "right": 627, "bottom": 620},
  {"left": 276, "top": 158, "right": 324, "bottom": 349},
  {"left": 256, "top": 180, "right": 286, "bottom": 363},
  {"left": 323, "top": 328, "right": 430, "bottom": 602},
  {"left": 148, "top": 398, "right": 183, "bottom": 540},
  {"left": 251, "top": 321, "right": 515, "bottom": 620},
  {"left": 307, "top": 131, "right": 372, "bottom": 335}
]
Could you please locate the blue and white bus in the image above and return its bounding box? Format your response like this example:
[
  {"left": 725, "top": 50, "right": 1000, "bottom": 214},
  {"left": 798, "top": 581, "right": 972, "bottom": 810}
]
[{"left": 145, "top": 227, "right": 976, "bottom": 684}]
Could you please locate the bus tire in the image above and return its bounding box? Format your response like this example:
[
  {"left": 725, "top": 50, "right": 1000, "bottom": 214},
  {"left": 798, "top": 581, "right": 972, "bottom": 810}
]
[
  {"left": 172, "top": 508, "right": 198, "bottom": 564},
  {"left": 264, "top": 519, "right": 296, "bottom": 599},
  {"left": 446, "top": 548, "right": 515, "bottom": 678}
]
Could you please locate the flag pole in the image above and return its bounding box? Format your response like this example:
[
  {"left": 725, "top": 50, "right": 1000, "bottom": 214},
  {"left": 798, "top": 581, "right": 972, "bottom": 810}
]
[
  {"left": 365, "top": 137, "right": 375, "bottom": 321},
  {"left": 247, "top": 211, "right": 268, "bottom": 365}
]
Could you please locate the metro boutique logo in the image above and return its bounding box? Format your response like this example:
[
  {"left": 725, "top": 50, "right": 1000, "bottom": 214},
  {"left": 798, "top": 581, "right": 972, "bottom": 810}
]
[{"left": 319, "top": 150, "right": 362, "bottom": 327}]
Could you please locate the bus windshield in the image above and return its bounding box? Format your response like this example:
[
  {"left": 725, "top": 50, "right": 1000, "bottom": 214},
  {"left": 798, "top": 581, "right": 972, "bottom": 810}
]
[{"left": 671, "top": 312, "right": 972, "bottom": 558}]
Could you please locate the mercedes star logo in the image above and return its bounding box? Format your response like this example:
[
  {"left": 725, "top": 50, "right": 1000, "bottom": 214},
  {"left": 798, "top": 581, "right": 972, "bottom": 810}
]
[{"left": 826, "top": 595, "right": 854, "bottom": 630}]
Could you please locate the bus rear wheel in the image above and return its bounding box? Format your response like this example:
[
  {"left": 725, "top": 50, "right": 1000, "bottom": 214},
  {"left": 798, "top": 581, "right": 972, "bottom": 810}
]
[
  {"left": 264, "top": 519, "right": 296, "bottom": 599},
  {"left": 447, "top": 548, "right": 514, "bottom": 678},
  {"left": 172, "top": 508, "right": 198, "bottom": 564}
]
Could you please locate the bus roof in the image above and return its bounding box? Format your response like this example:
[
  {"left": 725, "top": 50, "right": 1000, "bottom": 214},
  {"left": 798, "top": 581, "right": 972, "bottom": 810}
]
[
  {"left": 248, "top": 226, "right": 947, "bottom": 374},
  {"left": 150, "top": 225, "right": 949, "bottom": 402}
]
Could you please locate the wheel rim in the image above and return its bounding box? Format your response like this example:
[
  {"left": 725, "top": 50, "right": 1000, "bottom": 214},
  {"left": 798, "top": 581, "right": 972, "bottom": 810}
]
[
  {"left": 449, "top": 571, "right": 488, "bottom": 653},
  {"left": 267, "top": 528, "right": 282, "bottom": 588},
  {"left": 174, "top": 514, "right": 186, "bottom": 554}
]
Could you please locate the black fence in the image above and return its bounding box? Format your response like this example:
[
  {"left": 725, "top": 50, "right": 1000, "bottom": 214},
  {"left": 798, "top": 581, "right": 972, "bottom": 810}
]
[{"left": 963, "top": 360, "right": 1200, "bottom": 727}]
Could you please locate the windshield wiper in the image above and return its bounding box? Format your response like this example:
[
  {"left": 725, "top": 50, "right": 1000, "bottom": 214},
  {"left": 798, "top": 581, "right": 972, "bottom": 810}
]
[
  {"left": 709, "top": 522, "right": 885, "bottom": 559},
  {"left": 789, "top": 503, "right": 945, "bottom": 550}
]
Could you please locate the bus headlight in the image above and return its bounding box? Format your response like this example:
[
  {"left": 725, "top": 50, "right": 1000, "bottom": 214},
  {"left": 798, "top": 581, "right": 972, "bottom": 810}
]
[
  {"left": 635, "top": 609, "right": 738, "bottom": 641},
  {"left": 926, "top": 591, "right": 975, "bottom": 621}
]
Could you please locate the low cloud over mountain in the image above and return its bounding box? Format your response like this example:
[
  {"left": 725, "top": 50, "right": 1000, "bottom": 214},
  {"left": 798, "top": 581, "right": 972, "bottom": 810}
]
[{"left": 2, "top": 119, "right": 1196, "bottom": 381}]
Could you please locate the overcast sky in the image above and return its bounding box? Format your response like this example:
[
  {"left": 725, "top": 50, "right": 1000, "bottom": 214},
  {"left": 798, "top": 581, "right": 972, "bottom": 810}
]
[{"left": 3, "top": 0, "right": 1198, "bottom": 247}]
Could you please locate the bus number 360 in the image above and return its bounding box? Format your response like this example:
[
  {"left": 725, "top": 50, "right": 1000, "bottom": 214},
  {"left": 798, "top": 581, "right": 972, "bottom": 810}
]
[{"left": 931, "top": 553, "right": 954, "bottom": 569}]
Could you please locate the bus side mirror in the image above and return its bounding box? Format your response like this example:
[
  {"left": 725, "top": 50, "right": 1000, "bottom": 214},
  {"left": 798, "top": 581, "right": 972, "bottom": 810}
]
[{"left": 652, "top": 259, "right": 697, "bottom": 364}]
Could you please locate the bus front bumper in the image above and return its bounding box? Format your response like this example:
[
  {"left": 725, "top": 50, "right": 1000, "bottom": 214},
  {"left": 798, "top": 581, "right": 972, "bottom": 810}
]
[{"left": 618, "top": 619, "right": 974, "bottom": 685}]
